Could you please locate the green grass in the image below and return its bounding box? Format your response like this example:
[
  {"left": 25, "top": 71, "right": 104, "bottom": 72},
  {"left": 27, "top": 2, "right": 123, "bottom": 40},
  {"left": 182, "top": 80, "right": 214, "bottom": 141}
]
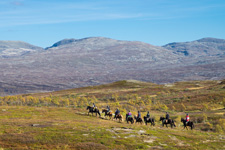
[
  {"left": 0, "top": 80, "right": 224, "bottom": 149},
  {"left": 0, "top": 106, "right": 224, "bottom": 149}
]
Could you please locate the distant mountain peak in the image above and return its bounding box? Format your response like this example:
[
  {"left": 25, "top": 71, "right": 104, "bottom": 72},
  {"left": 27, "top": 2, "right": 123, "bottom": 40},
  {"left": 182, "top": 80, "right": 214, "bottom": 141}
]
[
  {"left": 163, "top": 37, "right": 225, "bottom": 57},
  {"left": 0, "top": 40, "right": 43, "bottom": 58},
  {"left": 196, "top": 37, "right": 225, "bottom": 43},
  {"left": 46, "top": 37, "right": 115, "bottom": 49},
  {"left": 45, "top": 38, "right": 77, "bottom": 49}
]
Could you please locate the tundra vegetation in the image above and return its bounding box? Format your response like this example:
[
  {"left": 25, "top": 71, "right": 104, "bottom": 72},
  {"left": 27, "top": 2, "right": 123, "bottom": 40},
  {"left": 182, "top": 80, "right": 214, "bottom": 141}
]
[{"left": 0, "top": 80, "right": 224, "bottom": 149}]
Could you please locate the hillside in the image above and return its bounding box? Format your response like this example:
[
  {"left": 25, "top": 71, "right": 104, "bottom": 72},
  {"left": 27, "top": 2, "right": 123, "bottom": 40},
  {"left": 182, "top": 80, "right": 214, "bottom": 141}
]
[
  {"left": 0, "top": 41, "right": 43, "bottom": 58},
  {"left": 163, "top": 37, "right": 225, "bottom": 58},
  {"left": 0, "top": 37, "right": 225, "bottom": 95},
  {"left": 0, "top": 80, "right": 224, "bottom": 149}
]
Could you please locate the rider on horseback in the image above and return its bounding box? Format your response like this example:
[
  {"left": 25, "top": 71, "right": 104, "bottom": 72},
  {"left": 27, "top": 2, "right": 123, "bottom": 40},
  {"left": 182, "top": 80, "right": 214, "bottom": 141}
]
[
  {"left": 164, "top": 112, "right": 170, "bottom": 123},
  {"left": 106, "top": 105, "right": 110, "bottom": 113},
  {"left": 137, "top": 111, "right": 141, "bottom": 121},
  {"left": 185, "top": 113, "right": 189, "bottom": 125},
  {"left": 146, "top": 111, "right": 150, "bottom": 119},
  {"left": 114, "top": 108, "right": 120, "bottom": 118},
  {"left": 126, "top": 110, "right": 132, "bottom": 120},
  {"left": 93, "top": 103, "right": 96, "bottom": 111}
]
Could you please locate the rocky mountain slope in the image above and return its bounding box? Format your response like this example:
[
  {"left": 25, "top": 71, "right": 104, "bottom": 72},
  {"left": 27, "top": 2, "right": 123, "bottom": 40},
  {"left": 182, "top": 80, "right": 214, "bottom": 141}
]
[
  {"left": 0, "top": 41, "right": 44, "bottom": 58},
  {"left": 0, "top": 37, "right": 224, "bottom": 95},
  {"left": 163, "top": 37, "right": 225, "bottom": 58}
]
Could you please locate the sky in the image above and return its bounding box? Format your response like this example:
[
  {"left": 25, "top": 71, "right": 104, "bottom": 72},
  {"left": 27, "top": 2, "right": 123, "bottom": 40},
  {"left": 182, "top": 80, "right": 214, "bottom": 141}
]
[{"left": 0, "top": 0, "right": 225, "bottom": 48}]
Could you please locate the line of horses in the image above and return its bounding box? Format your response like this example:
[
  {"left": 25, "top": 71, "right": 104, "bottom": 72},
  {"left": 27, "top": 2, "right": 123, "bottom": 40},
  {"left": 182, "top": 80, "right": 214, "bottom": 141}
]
[{"left": 86, "top": 106, "right": 194, "bottom": 130}]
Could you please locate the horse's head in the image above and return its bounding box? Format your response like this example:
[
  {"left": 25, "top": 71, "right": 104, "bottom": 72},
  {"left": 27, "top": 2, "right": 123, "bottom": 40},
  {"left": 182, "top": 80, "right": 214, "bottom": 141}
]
[
  {"left": 143, "top": 116, "right": 146, "bottom": 121},
  {"left": 159, "top": 117, "right": 164, "bottom": 121},
  {"left": 87, "top": 106, "right": 90, "bottom": 110},
  {"left": 181, "top": 118, "right": 184, "bottom": 122}
]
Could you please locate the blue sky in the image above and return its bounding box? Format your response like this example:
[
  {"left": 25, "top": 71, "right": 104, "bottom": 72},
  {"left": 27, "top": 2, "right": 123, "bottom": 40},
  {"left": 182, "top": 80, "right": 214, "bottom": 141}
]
[{"left": 0, "top": 0, "right": 225, "bottom": 48}]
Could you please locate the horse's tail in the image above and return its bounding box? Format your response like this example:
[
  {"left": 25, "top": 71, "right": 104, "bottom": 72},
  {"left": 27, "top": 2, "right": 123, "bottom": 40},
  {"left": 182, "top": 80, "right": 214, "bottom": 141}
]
[
  {"left": 173, "top": 120, "right": 176, "bottom": 127},
  {"left": 152, "top": 118, "right": 155, "bottom": 126},
  {"left": 121, "top": 115, "right": 123, "bottom": 122}
]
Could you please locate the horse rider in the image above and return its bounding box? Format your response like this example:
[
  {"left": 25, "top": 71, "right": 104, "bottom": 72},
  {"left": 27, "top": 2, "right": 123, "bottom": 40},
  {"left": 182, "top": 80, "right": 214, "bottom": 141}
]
[
  {"left": 137, "top": 111, "right": 141, "bottom": 121},
  {"left": 106, "top": 105, "right": 110, "bottom": 113},
  {"left": 185, "top": 113, "right": 189, "bottom": 125},
  {"left": 92, "top": 103, "right": 96, "bottom": 111},
  {"left": 114, "top": 108, "right": 120, "bottom": 118},
  {"left": 146, "top": 111, "right": 150, "bottom": 119},
  {"left": 126, "top": 110, "right": 132, "bottom": 120},
  {"left": 164, "top": 112, "right": 170, "bottom": 123}
]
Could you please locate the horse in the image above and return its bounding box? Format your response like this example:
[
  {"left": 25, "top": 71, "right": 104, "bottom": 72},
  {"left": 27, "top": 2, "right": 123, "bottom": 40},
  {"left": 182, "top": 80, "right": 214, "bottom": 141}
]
[
  {"left": 102, "top": 109, "right": 113, "bottom": 120},
  {"left": 126, "top": 114, "right": 134, "bottom": 124},
  {"left": 114, "top": 114, "right": 123, "bottom": 122},
  {"left": 181, "top": 118, "right": 194, "bottom": 130},
  {"left": 144, "top": 116, "right": 155, "bottom": 126},
  {"left": 159, "top": 117, "right": 176, "bottom": 128},
  {"left": 134, "top": 115, "right": 143, "bottom": 124},
  {"left": 86, "top": 106, "right": 101, "bottom": 117}
]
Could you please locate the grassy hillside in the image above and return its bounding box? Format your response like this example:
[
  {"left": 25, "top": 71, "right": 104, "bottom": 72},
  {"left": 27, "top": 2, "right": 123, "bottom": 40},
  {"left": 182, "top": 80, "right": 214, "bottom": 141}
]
[
  {"left": 0, "top": 106, "right": 224, "bottom": 150},
  {"left": 0, "top": 80, "right": 224, "bottom": 149}
]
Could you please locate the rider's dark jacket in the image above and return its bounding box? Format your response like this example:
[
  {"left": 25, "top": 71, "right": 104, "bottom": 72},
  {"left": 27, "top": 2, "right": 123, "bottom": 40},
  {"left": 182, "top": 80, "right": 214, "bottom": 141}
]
[
  {"left": 166, "top": 114, "right": 169, "bottom": 119},
  {"left": 115, "top": 109, "right": 120, "bottom": 115},
  {"left": 146, "top": 112, "right": 150, "bottom": 118}
]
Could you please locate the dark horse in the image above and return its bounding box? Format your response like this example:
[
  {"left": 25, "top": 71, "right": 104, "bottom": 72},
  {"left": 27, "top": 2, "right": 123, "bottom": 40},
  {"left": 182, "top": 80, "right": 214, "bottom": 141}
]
[
  {"left": 86, "top": 106, "right": 101, "bottom": 117},
  {"left": 160, "top": 117, "right": 176, "bottom": 128},
  {"left": 126, "top": 114, "right": 134, "bottom": 124},
  {"left": 102, "top": 109, "right": 113, "bottom": 120},
  {"left": 134, "top": 115, "right": 143, "bottom": 124},
  {"left": 144, "top": 116, "right": 155, "bottom": 126},
  {"left": 114, "top": 114, "right": 123, "bottom": 122},
  {"left": 181, "top": 118, "right": 194, "bottom": 130}
]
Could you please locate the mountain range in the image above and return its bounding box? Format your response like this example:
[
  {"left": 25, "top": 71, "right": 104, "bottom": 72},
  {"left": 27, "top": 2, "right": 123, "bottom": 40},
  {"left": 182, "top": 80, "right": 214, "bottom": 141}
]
[{"left": 0, "top": 37, "right": 225, "bottom": 96}]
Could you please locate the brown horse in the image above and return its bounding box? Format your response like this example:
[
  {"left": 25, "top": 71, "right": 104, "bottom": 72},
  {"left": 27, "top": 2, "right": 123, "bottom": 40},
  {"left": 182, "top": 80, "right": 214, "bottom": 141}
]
[
  {"left": 114, "top": 114, "right": 123, "bottom": 122},
  {"left": 134, "top": 115, "right": 143, "bottom": 124},
  {"left": 102, "top": 109, "right": 113, "bottom": 120}
]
